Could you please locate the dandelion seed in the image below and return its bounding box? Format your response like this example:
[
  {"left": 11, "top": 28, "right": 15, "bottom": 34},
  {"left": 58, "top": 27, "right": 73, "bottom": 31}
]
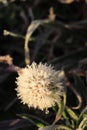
[{"left": 16, "top": 62, "right": 66, "bottom": 112}]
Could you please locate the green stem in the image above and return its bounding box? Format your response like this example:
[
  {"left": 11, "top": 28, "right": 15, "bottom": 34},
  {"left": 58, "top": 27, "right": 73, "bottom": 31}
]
[{"left": 53, "top": 93, "right": 66, "bottom": 124}]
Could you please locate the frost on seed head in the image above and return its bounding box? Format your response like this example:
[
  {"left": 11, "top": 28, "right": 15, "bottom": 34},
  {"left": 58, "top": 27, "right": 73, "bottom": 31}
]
[{"left": 16, "top": 62, "right": 66, "bottom": 112}]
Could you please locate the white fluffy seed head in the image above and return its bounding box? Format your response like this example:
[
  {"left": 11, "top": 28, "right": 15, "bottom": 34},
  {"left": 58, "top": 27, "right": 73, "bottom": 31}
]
[{"left": 16, "top": 62, "right": 66, "bottom": 111}]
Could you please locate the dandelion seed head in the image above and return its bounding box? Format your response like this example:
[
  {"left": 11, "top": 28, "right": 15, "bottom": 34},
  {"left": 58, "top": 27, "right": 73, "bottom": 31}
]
[{"left": 16, "top": 62, "right": 65, "bottom": 111}]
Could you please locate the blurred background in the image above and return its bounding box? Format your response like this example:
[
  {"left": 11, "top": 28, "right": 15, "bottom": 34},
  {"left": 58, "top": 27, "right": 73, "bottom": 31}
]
[{"left": 0, "top": 0, "right": 87, "bottom": 130}]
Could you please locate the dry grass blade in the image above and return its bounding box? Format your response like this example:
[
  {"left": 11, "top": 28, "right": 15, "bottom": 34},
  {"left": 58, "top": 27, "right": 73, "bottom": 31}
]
[
  {"left": 0, "top": 55, "right": 13, "bottom": 65},
  {"left": 3, "top": 30, "right": 25, "bottom": 39},
  {"left": 24, "top": 19, "right": 50, "bottom": 65},
  {"left": 57, "top": 0, "right": 75, "bottom": 4}
]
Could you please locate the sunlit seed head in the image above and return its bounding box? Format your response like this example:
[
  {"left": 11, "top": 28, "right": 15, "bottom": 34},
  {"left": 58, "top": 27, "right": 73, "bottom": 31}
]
[{"left": 16, "top": 62, "right": 66, "bottom": 112}]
